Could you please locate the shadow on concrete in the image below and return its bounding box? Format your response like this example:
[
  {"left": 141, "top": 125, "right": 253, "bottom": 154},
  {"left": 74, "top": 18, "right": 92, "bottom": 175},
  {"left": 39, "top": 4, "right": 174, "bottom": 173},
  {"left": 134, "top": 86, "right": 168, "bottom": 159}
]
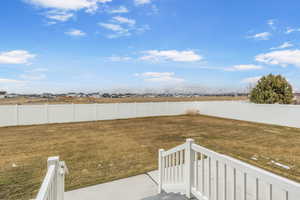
[{"left": 141, "top": 192, "right": 190, "bottom": 200}]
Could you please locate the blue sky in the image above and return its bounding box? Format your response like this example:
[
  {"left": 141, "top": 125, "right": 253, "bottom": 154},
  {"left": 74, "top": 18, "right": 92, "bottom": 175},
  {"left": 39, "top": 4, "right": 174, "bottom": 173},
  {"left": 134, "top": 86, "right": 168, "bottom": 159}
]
[{"left": 1, "top": 0, "right": 300, "bottom": 93}]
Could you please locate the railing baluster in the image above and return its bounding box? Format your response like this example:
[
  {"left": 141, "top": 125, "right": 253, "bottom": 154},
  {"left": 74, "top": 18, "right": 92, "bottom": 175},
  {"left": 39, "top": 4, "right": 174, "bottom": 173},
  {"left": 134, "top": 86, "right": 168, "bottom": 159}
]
[
  {"left": 50, "top": 183, "right": 52, "bottom": 200},
  {"left": 256, "top": 178, "right": 259, "bottom": 200},
  {"left": 285, "top": 191, "right": 288, "bottom": 200},
  {"left": 172, "top": 154, "right": 174, "bottom": 183},
  {"left": 233, "top": 168, "right": 236, "bottom": 200},
  {"left": 224, "top": 164, "right": 227, "bottom": 200},
  {"left": 168, "top": 155, "right": 172, "bottom": 183},
  {"left": 201, "top": 153, "right": 205, "bottom": 194},
  {"left": 195, "top": 152, "right": 199, "bottom": 190},
  {"left": 170, "top": 154, "right": 173, "bottom": 184},
  {"left": 180, "top": 150, "right": 184, "bottom": 183},
  {"left": 158, "top": 149, "right": 164, "bottom": 193},
  {"left": 163, "top": 156, "right": 166, "bottom": 183},
  {"left": 209, "top": 157, "right": 211, "bottom": 198},
  {"left": 269, "top": 184, "right": 272, "bottom": 200},
  {"left": 172, "top": 153, "right": 175, "bottom": 183},
  {"left": 243, "top": 173, "right": 247, "bottom": 200},
  {"left": 216, "top": 160, "right": 219, "bottom": 200},
  {"left": 176, "top": 151, "right": 178, "bottom": 183},
  {"left": 165, "top": 155, "right": 168, "bottom": 183}
]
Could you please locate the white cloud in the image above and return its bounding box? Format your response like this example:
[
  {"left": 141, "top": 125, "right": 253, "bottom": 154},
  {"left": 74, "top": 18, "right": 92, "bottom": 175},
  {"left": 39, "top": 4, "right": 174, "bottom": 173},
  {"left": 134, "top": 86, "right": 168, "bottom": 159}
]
[
  {"left": 45, "top": 10, "right": 74, "bottom": 22},
  {"left": 267, "top": 19, "right": 276, "bottom": 29},
  {"left": 25, "top": 0, "right": 111, "bottom": 11},
  {"left": 99, "top": 23, "right": 130, "bottom": 38},
  {"left": 134, "top": 0, "right": 152, "bottom": 6},
  {"left": 99, "top": 23, "right": 125, "bottom": 32},
  {"left": 113, "top": 16, "right": 136, "bottom": 26},
  {"left": 20, "top": 68, "right": 48, "bottom": 81},
  {"left": 241, "top": 76, "right": 261, "bottom": 84},
  {"left": 256, "top": 49, "right": 300, "bottom": 67},
  {"left": 136, "top": 24, "right": 150, "bottom": 34},
  {"left": 135, "top": 72, "right": 185, "bottom": 83},
  {"left": 249, "top": 32, "right": 271, "bottom": 40},
  {"left": 65, "top": 29, "right": 86, "bottom": 36},
  {"left": 226, "top": 64, "right": 263, "bottom": 71},
  {"left": 99, "top": 17, "right": 149, "bottom": 38},
  {"left": 29, "top": 68, "right": 48, "bottom": 72},
  {"left": 108, "top": 56, "right": 132, "bottom": 62},
  {"left": 108, "top": 6, "right": 129, "bottom": 13},
  {"left": 0, "top": 78, "right": 25, "bottom": 84},
  {"left": 270, "top": 42, "right": 293, "bottom": 50},
  {"left": 147, "top": 4, "right": 159, "bottom": 15},
  {"left": 140, "top": 50, "right": 203, "bottom": 62},
  {"left": 20, "top": 73, "right": 46, "bottom": 81},
  {"left": 0, "top": 50, "right": 36, "bottom": 65},
  {"left": 0, "top": 78, "right": 27, "bottom": 92},
  {"left": 285, "top": 27, "right": 300, "bottom": 34},
  {"left": 26, "top": 0, "right": 112, "bottom": 22}
]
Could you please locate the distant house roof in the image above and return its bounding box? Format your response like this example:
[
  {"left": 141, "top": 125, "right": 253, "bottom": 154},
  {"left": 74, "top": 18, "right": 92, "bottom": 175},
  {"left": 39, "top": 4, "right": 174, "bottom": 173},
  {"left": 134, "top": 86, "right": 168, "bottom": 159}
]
[{"left": 0, "top": 91, "right": 7, "bottom": 95}]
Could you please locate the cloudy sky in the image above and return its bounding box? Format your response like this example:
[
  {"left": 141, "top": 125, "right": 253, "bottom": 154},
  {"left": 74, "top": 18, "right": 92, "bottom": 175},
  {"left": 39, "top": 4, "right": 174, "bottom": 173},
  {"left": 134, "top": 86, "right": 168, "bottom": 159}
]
[{"left": 1, "top": 0, "right": 300, "bottom": 93}]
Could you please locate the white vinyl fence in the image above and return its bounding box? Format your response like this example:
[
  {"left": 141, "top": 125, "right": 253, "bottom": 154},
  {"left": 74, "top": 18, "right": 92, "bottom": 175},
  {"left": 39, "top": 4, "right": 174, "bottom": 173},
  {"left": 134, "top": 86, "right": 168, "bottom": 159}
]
[
  {"left": 1, "top": 101, "right": 300, "bottom": 128},
  {"left": 0, "top": 102, "right": 195, "bottom": 127},
  {"left": 158, "top": 139, "right": 300, "bottom": 200}
]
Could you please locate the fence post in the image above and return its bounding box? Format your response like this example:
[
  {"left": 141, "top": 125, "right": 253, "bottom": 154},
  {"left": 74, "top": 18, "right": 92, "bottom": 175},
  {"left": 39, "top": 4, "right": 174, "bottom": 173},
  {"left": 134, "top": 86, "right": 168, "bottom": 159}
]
[
  {"left": 15, "top": 104, "right": 19, "bottom": 125},
  {"left": 166, "top": 101, "right": 169, "bottom": 115},
  {"left": 134, "top": 102, "right": 137, "bottom": 118},
  {"left": 185, "top": 138, "right": 194, "bottom": 199},
  {"left": 158, "top": 149, "right": 164, "bottom": 193},
  {"left": 94, "top": 103, "right": 98, "bottom": 121},
  {"left": 47, "top": 157, "right": 60, "bottom": 200},
  {"left": 45, "top": 104, "right": 49, "bottom": 124},
  {"left": 72, "top": 104, "right": 75, "bottom": 121},
  {"left": 115, "top": 103, "right": 118, "bottom": 119}
]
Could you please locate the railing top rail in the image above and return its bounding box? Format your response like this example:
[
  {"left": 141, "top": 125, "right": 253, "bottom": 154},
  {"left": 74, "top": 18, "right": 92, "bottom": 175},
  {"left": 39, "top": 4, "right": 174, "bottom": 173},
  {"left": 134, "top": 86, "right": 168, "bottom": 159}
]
[
  {"left": 192, "top": 143, "right": 300, "bottom": 193},
  {"left": 162, "top": 143, "right": 186, "bottom": 157},
  {"left": 35, "top": 165, "right": 56, "bottom": 200}
]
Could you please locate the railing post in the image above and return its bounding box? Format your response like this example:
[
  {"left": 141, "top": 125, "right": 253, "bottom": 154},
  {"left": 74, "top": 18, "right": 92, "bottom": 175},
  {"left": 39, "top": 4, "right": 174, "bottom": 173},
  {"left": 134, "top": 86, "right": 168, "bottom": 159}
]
[
  {"left": 158, "top": 149, "right": 164, "bottom": 193},
  {"left": 47, "top": 157, "right": 60, "bottom": 200},
  {"left": 58, "top": 161, "right": 68, "bottom": 200},
  {"left": 185, "top": 138, "right": 194, "bottom": 199}
]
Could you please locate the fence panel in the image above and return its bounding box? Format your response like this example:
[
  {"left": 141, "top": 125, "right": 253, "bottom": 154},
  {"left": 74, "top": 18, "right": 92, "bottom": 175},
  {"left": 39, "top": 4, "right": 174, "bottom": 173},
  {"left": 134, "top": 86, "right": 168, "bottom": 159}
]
[
  {"left": 1, "top": 101, "right": 300, "bottom": 127},
  {"left": 18, "top": 105, "right": 46, "bottom": 125},
  {"left": 0, "top": 105, "right": 17, "bottom": 126},
  {"left": 48, "top": 104, "right": 74, "bottom": 123},
  {"left": 117, "top": 103, "right": 136, "bottom": 119},
  {"left": 74, "top": 104, "right": 95, "bottom": 122},
  {"left": 96, "top": 103, "right": 118, "bottom": 120}
]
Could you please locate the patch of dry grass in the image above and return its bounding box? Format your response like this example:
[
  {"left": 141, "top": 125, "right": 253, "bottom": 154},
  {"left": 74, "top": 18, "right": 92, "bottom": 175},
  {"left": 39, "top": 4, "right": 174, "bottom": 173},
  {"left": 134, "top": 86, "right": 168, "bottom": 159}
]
[
  {"left": 0, "top": 96, "right": 247, "bottom": 105},
  {"left": 185, "top": 109, "right": 200, "bottom": 115},
  {"left": 0, "top": 115, "right": 299, "bottom": 200}
]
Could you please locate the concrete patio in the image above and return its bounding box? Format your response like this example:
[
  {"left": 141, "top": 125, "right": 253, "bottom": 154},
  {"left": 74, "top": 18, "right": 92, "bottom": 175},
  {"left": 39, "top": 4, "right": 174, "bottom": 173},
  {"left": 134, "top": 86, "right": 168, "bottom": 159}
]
[{"left": 64, "top": 170, "right": 188, "bottom": 200}]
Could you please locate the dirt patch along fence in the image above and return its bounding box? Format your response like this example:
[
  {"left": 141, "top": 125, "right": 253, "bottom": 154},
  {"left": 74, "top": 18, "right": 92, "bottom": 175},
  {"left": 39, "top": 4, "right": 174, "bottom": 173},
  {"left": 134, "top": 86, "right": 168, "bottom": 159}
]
[{"left": 0, "top": 101, "right": 300, "bottom": 128}]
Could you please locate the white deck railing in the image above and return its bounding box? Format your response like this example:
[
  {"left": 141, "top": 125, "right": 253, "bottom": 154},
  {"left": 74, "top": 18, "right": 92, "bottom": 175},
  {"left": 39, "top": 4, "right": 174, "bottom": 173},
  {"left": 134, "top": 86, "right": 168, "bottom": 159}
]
[
  {"left": 36, "top": 157, "right": 68, "bottom": 200},
  {"left": 158, "top": 139, "right": 300, "bottom": 200}
]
